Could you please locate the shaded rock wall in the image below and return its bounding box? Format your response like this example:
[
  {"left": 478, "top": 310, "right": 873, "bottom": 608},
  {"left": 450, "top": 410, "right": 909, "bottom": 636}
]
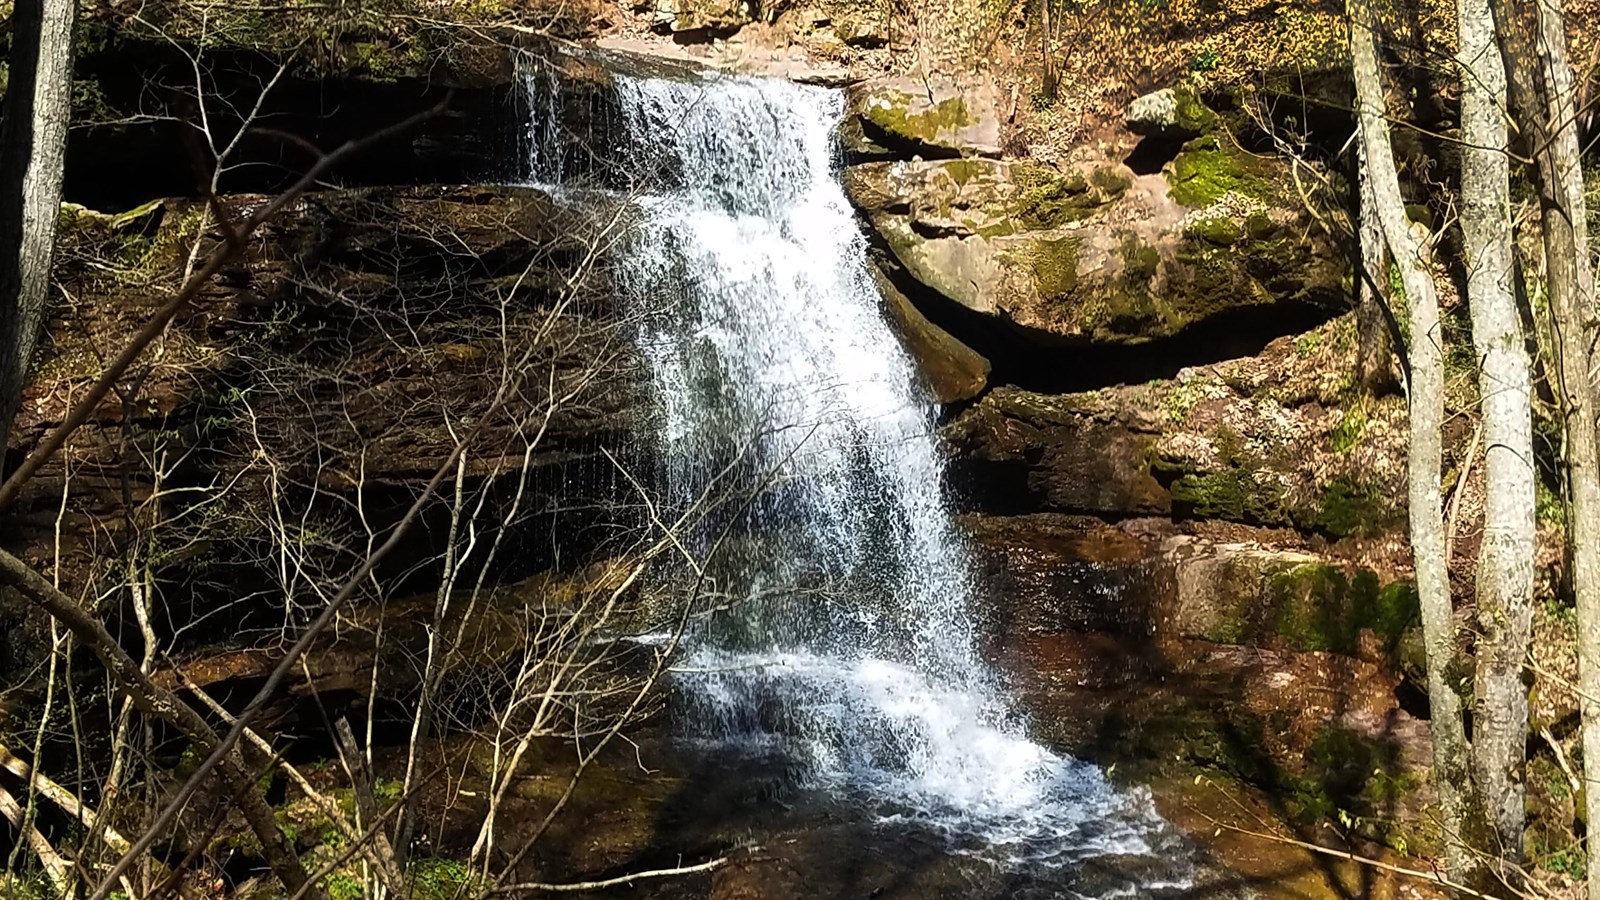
[
  {"left": 66, "top": 40, "right": 530, "bottom": 212},
  {"left": 5, "top": 184, "right": 647, "bottom": 660}
]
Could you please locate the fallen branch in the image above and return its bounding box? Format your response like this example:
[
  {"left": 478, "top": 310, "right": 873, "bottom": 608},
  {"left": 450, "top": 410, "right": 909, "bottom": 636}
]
[
  {"left": 0, "top": 741, "right": 130, "bottom": 852},
  {"left": 491, "top": 856, "right": 731, "bottom": 893},
  {"left": 0, "top": 783, "right": 74, "bottom": 896}
]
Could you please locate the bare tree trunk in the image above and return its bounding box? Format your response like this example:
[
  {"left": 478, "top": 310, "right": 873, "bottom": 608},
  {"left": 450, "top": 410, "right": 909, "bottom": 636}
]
[
  {"left": 1349, "top": 0, "right": 1479, "bottom": 881},
  {"left": 1458, "top": 0, "right": 1536, "bottom": 870},
  {"left": 1040, "top": 0, "right": 1057, "bottom": 101},
  {"left": 0, "top": 0, "right": 75, "bottom": 463},
  {"left": 1355, "top": 141, "right": 1397, "bottom": 394},
  {"left": 1487, "top": 3, "right": 1600, "bottom": 893}
]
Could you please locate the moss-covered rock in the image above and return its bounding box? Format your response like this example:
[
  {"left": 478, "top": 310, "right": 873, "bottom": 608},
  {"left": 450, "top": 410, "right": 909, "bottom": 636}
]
[
  {"left": 1125, "top": 85, "right": 1219, "bottom": 139},
  {"left": 1168, "top": 548, "right": 1419, "bottom": 658},
  {"left": 1166, "top": 134, "right": 1281, "bottom": 208},
  {"left": 846, "top": 76, "right": 1002, "bottom": 158},
  {"left": 847, "top": 145, "right": 1341, "bottom": 347}
]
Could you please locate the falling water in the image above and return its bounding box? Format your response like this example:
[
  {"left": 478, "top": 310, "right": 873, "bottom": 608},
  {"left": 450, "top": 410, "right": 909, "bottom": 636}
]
[{"left": 525, "top": 58, "right": 1192, "bottom": 888}]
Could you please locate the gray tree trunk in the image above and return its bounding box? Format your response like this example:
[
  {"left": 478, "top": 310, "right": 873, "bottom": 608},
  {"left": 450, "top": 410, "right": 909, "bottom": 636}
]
[
  {"left": 1458, "top": 0, "right": 1536, "bottom": 869},
  {"left": 0, "top": 0, "right": 76, "bottom": 469},
  {"left": 1349, "top": 0, "right": 1478, "bottom": 881},
  {"left": 1487, "top": 2, "right": 1600, "bottom": 893},
  {"left": 1355, "top": 140, "right": 1396, "bottom": 395}
]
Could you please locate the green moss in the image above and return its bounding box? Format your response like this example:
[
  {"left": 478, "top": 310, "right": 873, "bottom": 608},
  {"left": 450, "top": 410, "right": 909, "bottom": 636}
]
[
  {"left": 1120, "top": 235, "right": 1160, "bottom": 282},
  {"left": 1267, "top": 563, "right": 1418, "bottom": 654},
  {"left": 1171, "top": 84, "right": 1220, "bottom": 134},
  {"left": 1183, "top": 215, "right": 1245, "bottom": 246},
  {"left": 1244, "top": 210, "right": 1279, "bottom": 239},
  {"left": 1169, "top": 468, "right": 1291, "bottom": 525},
  {"left": 1290, "top": 724, "right": 1425, "bottom": 852},
  {"left": 1023, "top": 236, "right": 1082, "bottom": 299},
  {"left": 1166, "top": 134, "right": 1279, "bottom": 208},
  {"left": 1012, "top": 165, "right": 1099, "bottom": 229},
  {"left": 941, "top": 158, "right": 989, "bottom": 186},
  {"left": 1313, "top": 477, "right": 1396, "bottom": 537},
  {"left": 862, "top": 90, "right": 972, "bottom": 145},
  {"left": 1089, "top": 165, "right": 1133, "bottom": 196}
]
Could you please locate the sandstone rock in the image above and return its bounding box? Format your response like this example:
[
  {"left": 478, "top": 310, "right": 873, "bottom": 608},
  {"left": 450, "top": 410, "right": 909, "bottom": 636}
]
[
  {"left": 943, "top": 322, "right": 1410, "bottom": 537},
  {"left": 833, "top": 12, "right": 889, "bottom": 47},
  {"left": 654, "top": 0, "right": 751, "bottom": 34},
  {"left": 845, "top": 155, "right": 1340, "bottom": 346},
  {"left": 1162, "top": 540, "right": 1418, "bottom": 656},
  {"left": 1125, "top": 85, "right": 1217, "bottom": 140},
  {"left": 945, "top": 387, "right": 1170, "bottom": 516},
  {"left": 845, "top": 76, "right": 1002, "bottom": 159},
  {"left": 869, "top": 267, "right": 990, "bottom": 403}
]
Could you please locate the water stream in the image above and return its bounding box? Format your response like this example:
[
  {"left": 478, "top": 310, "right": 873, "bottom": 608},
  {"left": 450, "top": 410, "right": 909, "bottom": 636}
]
[{"left": 525, "top": 58, "right": 1194, "bottom": 895}]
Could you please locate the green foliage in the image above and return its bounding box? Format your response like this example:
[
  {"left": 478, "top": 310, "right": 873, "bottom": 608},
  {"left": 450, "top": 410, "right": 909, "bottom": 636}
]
[
  {"left": 374, "top": 777, "right": 404, "bottom": 802},
  {"left": 1537, "top": 479, "right": 1568, "bottom": 526},
  {"left": 0, "top": 875, "right": 51, "bottom": 900},
  {"left": 322, "top": 872, "right": 366, "bottom": 900},
  {"left": 1329, "top": 401, "right": 1368, "bottom": 454},
  {"left": 409, "top": 858, "right": 481, "bottom": 900}
]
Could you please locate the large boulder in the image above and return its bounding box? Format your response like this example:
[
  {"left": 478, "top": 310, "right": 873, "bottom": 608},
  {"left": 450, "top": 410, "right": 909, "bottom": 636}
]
[
  {"left": 1125, "top": 85, "right": 1218, "bottom": 140},
  {"left": 843, "top": 76, "right": 1003, "bottom": 159},
  {"left": 845, "top": 154, "right": 1343, "bottom": 347}
]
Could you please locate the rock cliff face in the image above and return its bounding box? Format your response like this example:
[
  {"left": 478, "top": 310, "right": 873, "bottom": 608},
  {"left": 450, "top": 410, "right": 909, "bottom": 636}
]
[
  {"left": 835, "top": 71, "right": 1439, "bottom": 848},
  {"left": 838, "top": 81, "right": 1348, "bottom": 404},
  {"left": 5, "top": 184, "right": 644, "bottom": 663}
]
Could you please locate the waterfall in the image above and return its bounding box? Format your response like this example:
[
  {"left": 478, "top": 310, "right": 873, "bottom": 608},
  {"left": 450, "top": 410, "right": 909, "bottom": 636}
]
[{"left": 524, "top": 58, "right": 1191, "bottom": 886}]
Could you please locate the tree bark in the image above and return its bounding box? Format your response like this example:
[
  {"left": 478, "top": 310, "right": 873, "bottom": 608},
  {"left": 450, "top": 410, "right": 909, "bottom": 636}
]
[
  {"left": 1355, "top": 140, "right": 1397, "bottom": 395},
  {"left": 1349, "top": 0, "right": 1479, "bottom": 881},
  {"left": 1487, "top": 2, "right": 1600, "bottom": 892},
  {"left": 0, "top": 0, "right": 76, "bottom": 464},
  {"left": 1040, "top": 0, "right": 1058, "bottom": 101},
  {"left": 1458, "top": 0, "right": 1536, "bottom": 871}
]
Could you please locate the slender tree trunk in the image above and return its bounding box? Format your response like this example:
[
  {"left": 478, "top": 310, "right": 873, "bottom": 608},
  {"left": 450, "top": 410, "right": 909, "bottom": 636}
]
[
  {"left": 1487, "top": 3, "right": 1600, "bottom": 893},
  {"left": 1349, "top": 0, "right": 1479, "bottom": 880},
  {"left": 1458, "top": 0, "right": 1536, "bottom": 869},
  {"left": 0, "top": 0, "right": 76, "bottom": 466},
  {"left": 1355, "top": 141, "right": 1396, "bottom": 394},
  {"left": 1040, "top": 0, "right": 1057, "bottom": 100}
]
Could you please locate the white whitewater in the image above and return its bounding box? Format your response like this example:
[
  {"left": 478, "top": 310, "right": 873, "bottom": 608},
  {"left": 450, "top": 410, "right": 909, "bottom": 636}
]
[{"left": 528, "top": 61, "right": 1190, "bottom": 886}]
